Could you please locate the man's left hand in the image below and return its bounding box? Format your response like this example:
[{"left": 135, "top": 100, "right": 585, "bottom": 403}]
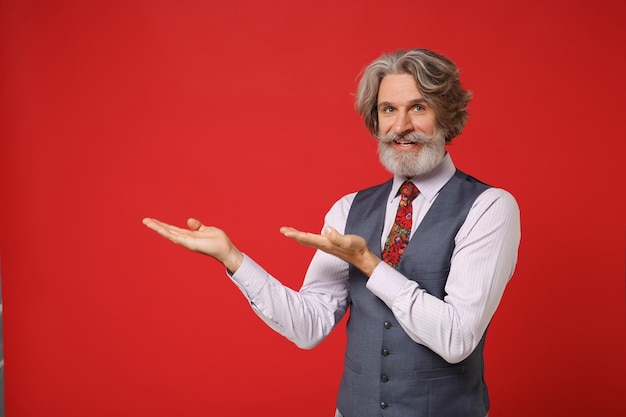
[{"left": 280, "top": 226, "right": 381, "bottom": 277}]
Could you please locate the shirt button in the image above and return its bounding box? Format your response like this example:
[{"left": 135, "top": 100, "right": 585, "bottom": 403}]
[
  {"left": 382, "top": 349, "right": 390, "bottom": 356},
  {"left": 244, "top": 280, "right": 250, "bottom": 287},
  {"left": 384, "top": 321, "right": 392, "bottom": 329},
  {"left": 381, "top": 375, "right": 389, "bottom": 383},
  {"left": 380, "top": 402, "right": 388, "bottom": 409},
  {"left": 268, "top": 314, "right": 273, "bottom": 320}
]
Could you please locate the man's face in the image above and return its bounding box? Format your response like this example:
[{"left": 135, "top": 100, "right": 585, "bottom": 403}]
[{"left": 376, "top": 73, "right": 446, "bottom": 177}]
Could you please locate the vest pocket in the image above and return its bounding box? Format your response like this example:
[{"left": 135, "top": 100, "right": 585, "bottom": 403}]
[
  {"left": 343, "top": 353, "right": 362, "bottom": 374},
  {"left": 409, "top": 268, "right": 450, "bottom": 300},
  {"left": 414, "top": 364, "right": 465, "bottom": 380}
]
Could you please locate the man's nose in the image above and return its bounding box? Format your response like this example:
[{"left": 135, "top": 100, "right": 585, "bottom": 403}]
[{"left": 394, "top": 111, "right": 413, "bottom": 135}]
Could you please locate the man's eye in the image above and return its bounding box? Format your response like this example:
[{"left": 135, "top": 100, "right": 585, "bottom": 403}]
[
  {"left": 383, "top": 107, "right": 394, "bottom": 113},
  {"left": 412, "top": 105, "right": 424, "bottom": 111}
]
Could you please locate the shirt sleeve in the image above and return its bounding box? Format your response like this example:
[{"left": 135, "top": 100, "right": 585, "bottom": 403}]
[
  {"left": 228, "top": 194, "right": 354, "bottom": 349},
  {"left": 366, "top": 188, "right": 521, "bottom": 363}
]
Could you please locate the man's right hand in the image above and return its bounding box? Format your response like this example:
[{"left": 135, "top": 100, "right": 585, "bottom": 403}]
[{"left": 142, "top": 217, "right": 244, "bottom": 273}]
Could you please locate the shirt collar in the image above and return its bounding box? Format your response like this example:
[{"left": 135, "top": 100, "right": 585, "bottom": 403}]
[{"left": 390, "top": 153, "right": 456, "bottom": 203}]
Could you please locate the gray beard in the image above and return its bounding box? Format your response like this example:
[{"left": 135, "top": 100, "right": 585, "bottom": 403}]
[{"left": 377, "top": 130, "right": 446, "bottom": 178}]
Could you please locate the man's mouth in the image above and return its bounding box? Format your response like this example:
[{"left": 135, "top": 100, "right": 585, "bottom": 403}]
[
  {"left": 376, "top": 131, "right": 433, "bottom": 145},
  {"left": 394, "top": 139, "right": 416, "bottom": 146}
]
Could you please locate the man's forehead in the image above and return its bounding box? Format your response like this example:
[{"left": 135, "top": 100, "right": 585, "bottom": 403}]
[{"left": 378, "top": 73, "right": 423, "bottom": 102}]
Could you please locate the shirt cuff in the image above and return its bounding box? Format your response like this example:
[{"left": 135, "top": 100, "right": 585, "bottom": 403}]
[
  {"left": 227, "top": 253, "right": 268, "bottom": 300},
  {"left": 366, "top": 262, "right": 412, "bottom": 307}
]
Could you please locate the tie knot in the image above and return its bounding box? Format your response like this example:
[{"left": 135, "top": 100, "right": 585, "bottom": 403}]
[{"left": 399, "top": 181, "right": 419, "bottom": 206}]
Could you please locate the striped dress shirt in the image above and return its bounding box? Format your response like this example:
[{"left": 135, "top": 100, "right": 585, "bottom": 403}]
[{"left": 230, "top": 153, "right": 521, "bottom": 362}]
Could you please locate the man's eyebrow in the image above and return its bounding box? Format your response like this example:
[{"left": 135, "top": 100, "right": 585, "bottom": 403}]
[{"left": 377, "top": 98, "right": 428, "bottom": 108}]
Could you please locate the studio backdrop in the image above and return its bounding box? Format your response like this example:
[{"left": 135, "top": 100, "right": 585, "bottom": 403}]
[{"left": 0, "top": 1, "right": 624, "bottom": 416}]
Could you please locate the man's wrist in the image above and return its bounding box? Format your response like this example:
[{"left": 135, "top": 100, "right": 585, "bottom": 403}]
[
  {"left": 222, "top": 248, "right": 244, "bottom": 273},
  {"left": 357, "top": 251, "right": 382, "bottom": 277}
]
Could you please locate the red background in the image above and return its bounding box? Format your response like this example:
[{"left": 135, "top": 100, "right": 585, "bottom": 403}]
[{"left": 1, "top": 0, "right": 625, "bottom": 416}]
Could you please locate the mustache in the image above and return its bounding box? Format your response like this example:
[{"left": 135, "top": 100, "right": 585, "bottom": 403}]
[{"left": 375, "top": 131, "right": 434, "bottom": 144}]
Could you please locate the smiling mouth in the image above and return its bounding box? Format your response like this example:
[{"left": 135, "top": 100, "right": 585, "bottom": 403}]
[{"left": 394, "top": 139, "right": 417, "bottom": 146}]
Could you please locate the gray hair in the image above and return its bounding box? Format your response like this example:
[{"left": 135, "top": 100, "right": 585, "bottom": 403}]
[{"left": 355, "top": 48, "right": 472, "bottom": 143}]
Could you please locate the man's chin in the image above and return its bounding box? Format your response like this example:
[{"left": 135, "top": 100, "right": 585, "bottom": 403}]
[{"left": 379, "top": 148, "right": 445, "bottom": 178}]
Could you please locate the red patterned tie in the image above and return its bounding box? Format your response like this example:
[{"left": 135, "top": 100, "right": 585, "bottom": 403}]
[{"left": 382, "top": 181, "right": 419, "bottom": 268}]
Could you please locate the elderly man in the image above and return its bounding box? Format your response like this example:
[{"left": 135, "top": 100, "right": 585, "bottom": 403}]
[{"left": 143, "top": 48, "right": 520, "bottom": 417}]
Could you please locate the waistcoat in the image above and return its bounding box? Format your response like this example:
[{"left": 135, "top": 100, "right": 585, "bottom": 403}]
[{"left": 337, "top": 170, "right": 491, "bottom": 417}]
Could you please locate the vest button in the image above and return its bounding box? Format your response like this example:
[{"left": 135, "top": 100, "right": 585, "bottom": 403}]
[
  {"left": 382, "top": 348, "right": 390, "bottom": 356},
  {"left": 381, "top": 375, "right": 389, "bottom": 383},
  {"left": 384, "top": 321, "right": 392, "bottom": 329},
  {"left": 380, "top": 402, "right": 388, "bottom": 409}
]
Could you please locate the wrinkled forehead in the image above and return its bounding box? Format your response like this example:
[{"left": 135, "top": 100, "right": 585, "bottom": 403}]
[{"left": 377, "top": 73, "right": 425, "bottom": 104}]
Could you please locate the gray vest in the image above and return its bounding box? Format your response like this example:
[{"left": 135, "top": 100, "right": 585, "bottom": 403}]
[{"left": 337, "top": 170, "right": 491, "bottom": 417}]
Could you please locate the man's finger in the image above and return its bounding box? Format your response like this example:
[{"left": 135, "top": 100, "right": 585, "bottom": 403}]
[
  {"left": 144, "top": 218, "right": 188, "bottom": 234},
  {"left": 187, "top": 218, "right": 203, "bottom": 231}
]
